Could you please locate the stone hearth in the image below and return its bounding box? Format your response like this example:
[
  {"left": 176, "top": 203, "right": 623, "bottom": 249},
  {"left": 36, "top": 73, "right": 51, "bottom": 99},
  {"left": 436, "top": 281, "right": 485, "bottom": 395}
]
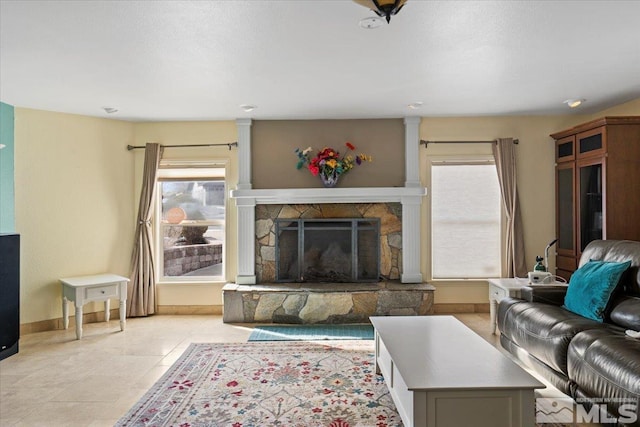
[{"left": 222, "top": 282, "right": 435, "bottom": 324}]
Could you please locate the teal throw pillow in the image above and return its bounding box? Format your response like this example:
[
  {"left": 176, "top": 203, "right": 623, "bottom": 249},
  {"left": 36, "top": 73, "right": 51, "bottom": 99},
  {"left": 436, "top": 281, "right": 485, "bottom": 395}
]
[{"left": 563, "top": 260, "right": 631, "bottom": 322}]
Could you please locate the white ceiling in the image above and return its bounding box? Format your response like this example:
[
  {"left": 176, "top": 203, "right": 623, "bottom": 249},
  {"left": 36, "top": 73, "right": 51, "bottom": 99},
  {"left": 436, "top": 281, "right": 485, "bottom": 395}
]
[{"left": 1, "top": 1, "right": 639, "bottom": 122}]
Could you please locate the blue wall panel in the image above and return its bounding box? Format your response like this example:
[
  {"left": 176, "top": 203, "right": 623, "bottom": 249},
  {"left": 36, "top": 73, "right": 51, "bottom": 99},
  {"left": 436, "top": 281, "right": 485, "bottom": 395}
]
[{"left": 0, "top": 102, "right": 15, "bottom": 232}]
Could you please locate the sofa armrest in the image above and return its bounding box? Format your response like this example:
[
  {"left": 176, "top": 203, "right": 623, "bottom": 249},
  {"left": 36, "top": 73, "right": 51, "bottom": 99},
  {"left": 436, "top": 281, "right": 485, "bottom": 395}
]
[{"left": 521, "top": 285, "right": 568, "bottom": 306}]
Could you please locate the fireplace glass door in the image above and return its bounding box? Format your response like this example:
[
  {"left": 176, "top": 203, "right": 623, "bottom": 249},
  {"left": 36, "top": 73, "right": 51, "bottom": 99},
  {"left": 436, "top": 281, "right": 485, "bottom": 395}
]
[{"left": 276, "top": 219, "right": 380, "bottom": 283}]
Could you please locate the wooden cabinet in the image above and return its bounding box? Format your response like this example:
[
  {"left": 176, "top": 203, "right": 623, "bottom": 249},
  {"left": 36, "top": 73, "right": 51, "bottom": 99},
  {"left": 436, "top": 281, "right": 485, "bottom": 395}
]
[{"left": 551, "top": 117, "right": 640, "bottom": 280}]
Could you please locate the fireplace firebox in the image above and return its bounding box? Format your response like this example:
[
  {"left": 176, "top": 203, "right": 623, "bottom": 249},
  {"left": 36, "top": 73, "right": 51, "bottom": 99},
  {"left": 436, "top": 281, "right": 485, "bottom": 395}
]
[{"left": 275, "top": 218, "right": 380, "bottom": 282}]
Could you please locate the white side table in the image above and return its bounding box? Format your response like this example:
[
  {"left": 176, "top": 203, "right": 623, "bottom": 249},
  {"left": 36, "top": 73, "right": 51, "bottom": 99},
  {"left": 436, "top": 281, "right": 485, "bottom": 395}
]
[
  {"left": 488, "top": 278, "right": 531, "bottom": 335},
  {"left": 60, "top": 274, "right": 129, "bottom": 340},
  {"left": 488, "top": 278, "right": 567, "bottom": 334}
]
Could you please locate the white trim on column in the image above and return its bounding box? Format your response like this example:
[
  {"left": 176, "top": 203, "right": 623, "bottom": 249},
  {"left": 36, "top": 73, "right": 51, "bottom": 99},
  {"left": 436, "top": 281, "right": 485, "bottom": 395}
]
[
  {"left": 401, "top": 195, "right": 424, "bottom": 283},
  {"left": 404, "top": 116, "right": 421, "bottom": 188},
  {"left": 235, "top": 119, "right": 255, "bottom": 284},
  {"left": 236, "top": 119, "right": 252, "bottom": 190},
  {"left": 235, "top": 198, "right": 256, "bottom": 284}
]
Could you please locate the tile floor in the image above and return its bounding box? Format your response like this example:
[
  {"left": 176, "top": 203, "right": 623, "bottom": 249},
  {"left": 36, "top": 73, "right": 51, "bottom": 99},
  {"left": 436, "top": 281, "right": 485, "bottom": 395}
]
[{"left": 0, "top": 313, "right": 555, "bottom": 426}]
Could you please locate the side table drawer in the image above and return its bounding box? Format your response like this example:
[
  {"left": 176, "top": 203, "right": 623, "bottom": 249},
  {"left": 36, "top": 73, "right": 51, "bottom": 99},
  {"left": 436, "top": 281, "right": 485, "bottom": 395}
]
[
  {"left": 489, "top": 283, "right": 509, "bottom": 302},
  {"left": 85, "top": 284, "right": 119, "bottom": 300}
]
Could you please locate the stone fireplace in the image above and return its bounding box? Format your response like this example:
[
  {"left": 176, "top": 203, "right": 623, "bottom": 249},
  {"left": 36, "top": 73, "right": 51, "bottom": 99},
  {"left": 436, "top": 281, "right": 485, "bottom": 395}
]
[
  {"left": 222, "top": 117, "right": 435, "bottom": 323},
  {"left": 275, "top": 217, "right": 380, "bottom": 283},
  {"left": 257, "top": 203, "right": 402, "bottom": 283}
]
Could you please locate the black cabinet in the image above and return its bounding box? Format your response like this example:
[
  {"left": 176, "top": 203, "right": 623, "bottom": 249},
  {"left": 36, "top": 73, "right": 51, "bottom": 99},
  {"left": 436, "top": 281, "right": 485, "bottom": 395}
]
[{"left": 0, "top": 233, "right": 20, "bottom": 360}]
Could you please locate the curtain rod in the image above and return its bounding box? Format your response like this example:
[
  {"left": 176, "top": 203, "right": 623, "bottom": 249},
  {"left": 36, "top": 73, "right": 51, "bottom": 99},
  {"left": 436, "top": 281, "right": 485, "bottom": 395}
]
[
  {"left": 126, "top": 142, "right": 238, "bottom": 151},
  {"left": 420, "top": 139, "right": 519, "bottom": 147}
]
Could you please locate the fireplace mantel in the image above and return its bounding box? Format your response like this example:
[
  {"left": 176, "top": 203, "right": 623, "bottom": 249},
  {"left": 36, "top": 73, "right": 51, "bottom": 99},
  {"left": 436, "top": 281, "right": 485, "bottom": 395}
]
[
  {"left": 231, "top": 117, "right": 426, "bottom": 285},
  {"left": 230, "top": 186, "right": 426, "bottom": 205}
]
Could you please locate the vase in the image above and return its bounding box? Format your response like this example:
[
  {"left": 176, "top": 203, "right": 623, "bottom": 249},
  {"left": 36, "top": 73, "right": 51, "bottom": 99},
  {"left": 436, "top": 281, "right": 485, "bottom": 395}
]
[{"left": 320, "top": 171, "right": 340, "bottom": 188}]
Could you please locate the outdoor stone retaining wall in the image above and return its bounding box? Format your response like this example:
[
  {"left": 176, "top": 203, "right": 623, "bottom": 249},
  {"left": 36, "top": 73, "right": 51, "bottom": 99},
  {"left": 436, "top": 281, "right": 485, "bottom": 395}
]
[
  {"left": 222, "top": 282, "right": 435, "bottom": 324},
  {"left": 164, "top": 243, "right": 222, "bottom": 276}
]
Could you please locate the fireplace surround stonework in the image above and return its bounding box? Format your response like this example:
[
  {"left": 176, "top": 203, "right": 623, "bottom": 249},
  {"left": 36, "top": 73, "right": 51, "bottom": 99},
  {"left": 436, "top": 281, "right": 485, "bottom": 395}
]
[
  {"left": 224, "top": 117, "right": 434, "bottom": 323},
  {"left": 255, "top": 203, "right": 402, "bottom": 283}
]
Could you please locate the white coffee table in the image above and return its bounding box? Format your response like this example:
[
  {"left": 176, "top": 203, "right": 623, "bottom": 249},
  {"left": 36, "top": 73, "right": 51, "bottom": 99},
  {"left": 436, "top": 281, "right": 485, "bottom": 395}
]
[{"left": 370, "top": 315, "right": 544, "bottom": 427}]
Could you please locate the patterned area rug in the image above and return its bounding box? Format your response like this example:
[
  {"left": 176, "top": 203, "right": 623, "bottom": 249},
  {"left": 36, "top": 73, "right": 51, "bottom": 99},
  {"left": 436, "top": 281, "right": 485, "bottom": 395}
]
[
  {"left": 116, "top": 341, "right": 402, "bottom": 427},
  {"left": 247, "top": 324, "right": 375, "bottom": 342}
]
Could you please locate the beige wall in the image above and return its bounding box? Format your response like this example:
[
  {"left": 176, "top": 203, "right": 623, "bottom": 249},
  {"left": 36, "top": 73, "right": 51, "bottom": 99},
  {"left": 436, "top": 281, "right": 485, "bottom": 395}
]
[
  {"left": 419, "top": 115, "right": 584, "bottom": 303},
  {"left": 132, "top": 121, "right": 238, "bottom": 307},
  {"left": 13, "top": 98, "right": 640, "bottom": 325},
  {"left": 586, "top": 97, "right": 640, "bottom": 119},
  {"left": 251, "top": 119, "right": 404, "bottom": 188},
  {"left": 419, "top": 99, "right": 639, "bottom": 304},
  {"left": 14, "top": 108, "right": 135, "bottom": 324}
]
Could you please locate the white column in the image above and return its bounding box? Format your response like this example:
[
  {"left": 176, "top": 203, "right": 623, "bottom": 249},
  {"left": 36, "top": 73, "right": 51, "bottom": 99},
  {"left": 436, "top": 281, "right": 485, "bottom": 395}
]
[
  {"left": 236, "top": 119, "right": 252, "bottom": 190},
  {"left": 235, "top": 119, "right": 256, "bottom": 283},
  {"left": 402, "top": 117, "right": 424, "bottom": 282},
  {"left": 235, "top": 118, "right": 256, "bottom": 284},
  {"left": 401, "top": 196, "right": 424, "bottom": 283},
  {"left": 236, "top": 197, "right": 256, "bottom": 284},
  {"left": 404, "top": 117, "right": 421, "bottom": 188}
]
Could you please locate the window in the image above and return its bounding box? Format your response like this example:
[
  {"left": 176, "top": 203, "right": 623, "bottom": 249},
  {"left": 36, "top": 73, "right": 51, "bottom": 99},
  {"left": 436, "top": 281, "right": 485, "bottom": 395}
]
[
  {"left": 156, "top": 166, "right": 226, "bottom": 281},
  {"left": 430, "top": 159, "right": 502, "bottom": 279}
]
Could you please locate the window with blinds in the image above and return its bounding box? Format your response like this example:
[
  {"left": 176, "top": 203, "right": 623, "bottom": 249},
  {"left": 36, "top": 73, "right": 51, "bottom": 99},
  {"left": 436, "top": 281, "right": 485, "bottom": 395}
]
[{"left": 431, "top": 160, "right": 502, "bottom": 279}]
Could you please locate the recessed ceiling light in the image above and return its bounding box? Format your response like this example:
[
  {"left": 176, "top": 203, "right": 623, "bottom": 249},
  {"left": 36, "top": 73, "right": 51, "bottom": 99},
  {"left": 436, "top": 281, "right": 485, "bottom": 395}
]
[
  {"left": 359, "top": 16, "right": 384, "bottom": 29},
  {"left": 240, "top": 104, "right": 257, "bottom": 112},
  {"left": 407, "top": 101, "right": 424, "bottom": 110},
  {"left": 102, "top": 107, "right": 118, "bottom": 114},
  {"left": 0, "top": 144, "right": 6, "bottom": 150},
  {"left": 563, "top": 99, "right": 585, "bottom": 108}
]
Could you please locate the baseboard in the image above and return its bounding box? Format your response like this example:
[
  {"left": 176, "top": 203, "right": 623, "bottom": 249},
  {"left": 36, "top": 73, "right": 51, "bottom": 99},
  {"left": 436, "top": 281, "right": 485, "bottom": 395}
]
[
  {"left": 20, "top": 308, "right": 120, "bottom": 335},
  {"left": 156, "top": 305, "right": 223, "bottom": 315},
  {"left": 20, "top": 305, "right": 223, "bottom": 335},
  {"left": 433, "top": 303, "right": 490, "bottom": 314}
]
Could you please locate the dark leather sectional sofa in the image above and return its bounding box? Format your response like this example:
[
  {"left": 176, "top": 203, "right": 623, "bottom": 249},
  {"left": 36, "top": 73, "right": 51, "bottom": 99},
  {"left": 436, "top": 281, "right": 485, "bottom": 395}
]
[{"left": 498, "top": 240, "right": 640, "bottom": 426}]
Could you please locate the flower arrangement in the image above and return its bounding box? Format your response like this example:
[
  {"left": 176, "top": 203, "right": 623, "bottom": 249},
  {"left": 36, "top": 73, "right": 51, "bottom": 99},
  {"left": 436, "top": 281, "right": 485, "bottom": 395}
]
[{"left": 294, "top": 142, "right": 372, "bottom": 187}]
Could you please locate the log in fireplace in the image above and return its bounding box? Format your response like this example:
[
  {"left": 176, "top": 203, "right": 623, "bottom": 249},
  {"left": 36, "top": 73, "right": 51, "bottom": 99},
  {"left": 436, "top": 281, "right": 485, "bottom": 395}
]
[{"left": 275, "top": 218, "right": 380, "bottom": 283}]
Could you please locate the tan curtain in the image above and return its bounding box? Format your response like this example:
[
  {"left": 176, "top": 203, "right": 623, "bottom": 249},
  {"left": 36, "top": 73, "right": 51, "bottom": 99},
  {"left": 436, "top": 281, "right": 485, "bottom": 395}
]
[
  {"left": 492, "top": 138, "right": 527, "bottom": 278},
  {"left": 128, "top": 143, "right": 163, "bottom": 317}
]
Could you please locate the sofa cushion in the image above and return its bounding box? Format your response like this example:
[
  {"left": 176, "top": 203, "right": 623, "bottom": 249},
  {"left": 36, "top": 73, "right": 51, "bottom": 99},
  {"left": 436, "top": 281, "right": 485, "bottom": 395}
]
[
  {"left": 609, "top": 296, "right": 640, "bottom": 331},
  {"left": 498, "top": 298, "right": 607, "bottom": 375},
  {"left": 579, "top": 240, "right": 640, "bottom": 298},
  {"left": 563, "top": 260, "right": 631, "bottom": 322},
  {"left": 568, "top": 329, "right": 640, "bottom": 425}
]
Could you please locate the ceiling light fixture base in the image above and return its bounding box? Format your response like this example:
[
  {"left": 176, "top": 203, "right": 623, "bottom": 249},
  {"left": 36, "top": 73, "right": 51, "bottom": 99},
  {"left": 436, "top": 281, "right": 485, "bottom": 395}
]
[{"left": 359, "top": 16, "right": 384, "bottom": 29}]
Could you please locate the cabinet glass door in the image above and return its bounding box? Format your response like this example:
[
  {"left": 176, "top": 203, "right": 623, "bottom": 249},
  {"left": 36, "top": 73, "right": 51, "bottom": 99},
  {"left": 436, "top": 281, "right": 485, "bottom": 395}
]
[
  {"left": 579, "top": 162, "right": 603, "bottom": 251},
  {"left": 556, "top": 164, "right": 574, "bottom": 254}
]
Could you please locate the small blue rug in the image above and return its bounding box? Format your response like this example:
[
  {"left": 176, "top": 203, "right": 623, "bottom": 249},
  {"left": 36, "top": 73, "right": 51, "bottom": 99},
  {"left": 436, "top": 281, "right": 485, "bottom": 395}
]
[{"left": 248, "top": 324, "right": 374, "bottom": 341}]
